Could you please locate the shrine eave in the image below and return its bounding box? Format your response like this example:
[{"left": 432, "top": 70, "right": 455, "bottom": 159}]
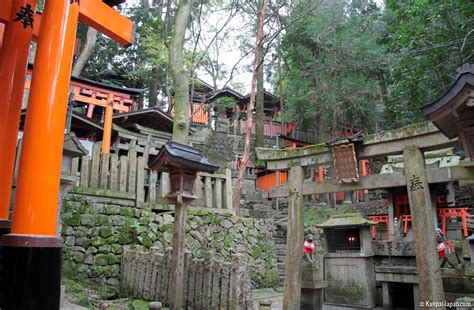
[{"left": 422, "top": 63, "right": 474, "bottom": 139}]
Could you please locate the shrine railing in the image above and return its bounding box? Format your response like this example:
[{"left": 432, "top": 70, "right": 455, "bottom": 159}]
[{"left": 65, "top": 143, "right": 233, "bottom": 212}]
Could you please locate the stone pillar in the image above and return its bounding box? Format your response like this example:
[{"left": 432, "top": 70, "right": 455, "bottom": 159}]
[
  {"left": 283, "top": 165, "right": 305, "bottom": 310},
  {"left": 403, "top": 146, "right": 445, "bottom": 308},
  {"left": 343, "top": 191, "right": 352, "bottom": 204},
  {"left": 387, "top": 191, "right": 395, "bottom": 239},
  {"left": 430, "top": 189, "right": 439, "bottom": 229},
  {"left": 413, "top": 284, "right": 420, "bottom": 310},
  {"left": 382, "top": 282, "right": 392, "bottom": 310}
]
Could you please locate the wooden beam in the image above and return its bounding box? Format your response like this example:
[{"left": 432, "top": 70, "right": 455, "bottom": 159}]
[
  {"left": 269, "top": 166, "right": 472, "bottom": 198},
  {"left": 1, "top": 0, "right": 133, "bottom": 46},
  {"left": 79, "top": 0, "right": 134, "bottom": 47}
]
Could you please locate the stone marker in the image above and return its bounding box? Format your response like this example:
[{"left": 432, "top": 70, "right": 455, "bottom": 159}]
[{"left": 403, "top": 146, "right": 445, "bottom": 308}]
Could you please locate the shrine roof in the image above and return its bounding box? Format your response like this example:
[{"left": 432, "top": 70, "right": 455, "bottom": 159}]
[
  {"left": 317, "top": 213, "right": 377, "bottom": 228},
  {"left": 113, "top": 107, "right": 173, "bottom": 133},
  {"left": 63, "top": 132, "right": 89, "bottom": 158},
  {"left": 422, "top": 63, "right": 474, "bottom": 139},
  {"left": 149, "top": 141, "right": 219, "bottom": 173},
  {"left": 206, "top": 87, "right": 244, "bottom": 102},
  {"left": 242, "top": 90, "right": 284, "bottom": 109},
  {"left": 26, "top": 63, "right": 144, "bottom": 96}
]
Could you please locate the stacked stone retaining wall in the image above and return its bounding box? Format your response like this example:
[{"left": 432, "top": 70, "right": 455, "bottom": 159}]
[{"left": 61, "top": 193, "right": 279, "bottom": 288}]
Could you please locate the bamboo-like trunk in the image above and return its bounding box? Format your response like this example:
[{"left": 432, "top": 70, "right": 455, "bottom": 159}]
[{"left": 232, "top": 0, "right": 269, "bottom": 214}]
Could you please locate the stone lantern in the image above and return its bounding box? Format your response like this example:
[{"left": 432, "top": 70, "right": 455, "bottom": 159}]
[{"left": 149, "top": 141, "right": 218, "bottom": 204}]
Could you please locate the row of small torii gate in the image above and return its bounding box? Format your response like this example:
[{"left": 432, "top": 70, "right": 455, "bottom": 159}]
[{"left": 0, "top": 0, "right": 134, "bottom": 308}]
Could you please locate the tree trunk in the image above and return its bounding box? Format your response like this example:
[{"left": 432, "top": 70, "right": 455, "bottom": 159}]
[
  {"left": 72, "top": 27, "right": 97, "bottom": 78},
  {"left": 232, "top": 0, "right": 269, "bottom": 214},
  {"left": 169, "top": 0, "right": 192, "bottom": 144},
  {"left": 255, "top": 14, "right": 265, "bottom": 148},
  {"left": 168, "top": 2, "right": 191, "bottom": 310},
  {"left": 149, "top": 67, "right": 160, "bottom": 107}
]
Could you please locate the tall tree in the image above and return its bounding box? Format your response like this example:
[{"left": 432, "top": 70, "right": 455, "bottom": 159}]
[
  {"left": 281, "top": 0, "right": 386, "bottom": 141},
  {"left": 233, "top": 0, "right": 269, "bottom": 212},
  {"left": 254, "top": 0, "right": 266, "bottom": 148},
  {"left": 167, "top": 1, "right": 192, "bottom": 310},
  {"left": 170, "top": 0, "right": 192, "bottom": 144}
]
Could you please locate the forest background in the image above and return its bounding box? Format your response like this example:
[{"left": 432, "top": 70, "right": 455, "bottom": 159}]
[{"left": 71, "top": 0, "right": 473, "bottom": 142}]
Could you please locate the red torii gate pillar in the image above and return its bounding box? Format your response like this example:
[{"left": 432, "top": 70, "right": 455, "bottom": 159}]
[
  {"left": 0, "top": 0, "right": 133, "bottom": 307},
  {"left": 0, "top": 0, "right": 38, "bottom": 232}
]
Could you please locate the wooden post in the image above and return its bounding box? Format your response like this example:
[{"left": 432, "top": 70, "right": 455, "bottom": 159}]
[
  {"left": 194, "top": 175, "right": 203, "bottom": 201},
  {"left": 205, "top": 176, "right": 213, "bottom": 208},
  {"left": 215, "top": 178, "right": 223, "bottom": 209},
  {"left": 403, "top": 146, "right": 445, "bottom": 307},
  {"left": 110, "top": 153, "right": 119, "bottom": 191},
  {"left": 283, "top": 165, "right": 304, "bottom": 310},
  {"left": 149, "top": 171, "right": 157, "bottom": 203},
  {"left": 119, "top": 155, "right": 127, "bottom": 192},
  {"left": 90, "top": 143, "right": 101, "bottom": 188},
  {"left": 169, "top": 203, "right": 186, "bottom": 310},
  {"left": 160, "top": 172, "right": 170, "bottom": 197},
  {"left": 225, "top": 168, "right": 233, "bottom": 211},
  {"left": 101, "top": 93, "right": 114, "bottom": 154},
  {"left": 80, "top": 154, "right": 89, "bottom": 188},
  {"left": 0, "top": 0, "right": 37, "bottom": 222},
  {"left": 99, "top": 153, "right": 110, "bottom": 189},
  {"left": 136, "top": 156, "right": 145, "bottom": 203}
]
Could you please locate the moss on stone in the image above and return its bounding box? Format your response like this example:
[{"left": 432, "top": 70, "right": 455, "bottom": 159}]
[
  {"left": 64, "top": 213, "right": 81, "bottom": 226},
  {"left": 62, "top": 277, "right": 92, "bottom": 308}
]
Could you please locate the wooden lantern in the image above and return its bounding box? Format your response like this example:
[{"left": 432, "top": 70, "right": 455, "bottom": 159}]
[{"left": 149, "top": 141, "right": 218, "bottom": 204}]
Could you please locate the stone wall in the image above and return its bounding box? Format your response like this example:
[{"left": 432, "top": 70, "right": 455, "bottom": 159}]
[{"left": 61, "top": 193, "right": 279, "bottom": 288}]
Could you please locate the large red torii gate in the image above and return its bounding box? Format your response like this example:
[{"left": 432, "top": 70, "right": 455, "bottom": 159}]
[{"left": 0, "top": 0, "right": 133, "bottom": 307}]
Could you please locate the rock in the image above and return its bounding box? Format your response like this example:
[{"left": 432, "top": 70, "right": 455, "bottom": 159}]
[
  {"left": 74, "top": 226, "right": 89, "bottom": 238},
  {"left": 190, "top": 230, "right": 203, "bottom": 242},
  {"left": 80, "top": 214, "right": 94, "bottom": 226},
  {"left": 163, "top": 231, "right": 173, "bottom": 244},
  {"left": 92, "top": 236, "right": 108, "bottom": 246},
  {"left": 84, "top": 254, "right": 94, "bottom": 265},
  {"left": 99, "top": 226, "right": 113, "bottom": 238},
  {"left": 73, "top": 252, "right": 84, "bottom": 263},
  {"left": 106, "top": 277, "right": 120, "bottom": 286},
  {"left": 64, "top": 226, "right": 74, "bottom": 236},
  {"left": 221, "top": 219, "right": 233, "bottom": 229},
  {"left": 64, "top": 236, "right": 75, "bottom": 246},
  {"left": 163, "top": 213, "right": 174, "bottom": 224},
  {"left": 230, "top": 216, "right": 240, "bottom": 224},
  {"left": 72, "top": 246, "right": 86, "bottom": 253},
  {"left": 149, "top": 301, "right": 163, "bottom": 309},
  {"left": 74, "top": 237, "right": 90, "bottom": 248},
  {"left": 86, "top": 246, "right": 98, "bottom": 255},
  {"left": 111, "top": 244, "right": 122, "bottom": 254},
  {"left": 98, "top": 244, "right": 111, "bottom": 253}
]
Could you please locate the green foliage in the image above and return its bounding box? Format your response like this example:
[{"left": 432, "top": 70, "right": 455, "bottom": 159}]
[
  {"left": 62, "top": 277, "right": 93, "bottom": 308},
  {"left": 281, "top": 0, "right": 386, "bottom": 139},
  {"left": 382, "top": 0, "right": 474, "bottom": 128}
]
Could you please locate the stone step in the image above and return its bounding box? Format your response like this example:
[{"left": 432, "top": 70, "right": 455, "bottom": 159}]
[{"left": 274, "top": 244, "right": 286, "bottom": 250}]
